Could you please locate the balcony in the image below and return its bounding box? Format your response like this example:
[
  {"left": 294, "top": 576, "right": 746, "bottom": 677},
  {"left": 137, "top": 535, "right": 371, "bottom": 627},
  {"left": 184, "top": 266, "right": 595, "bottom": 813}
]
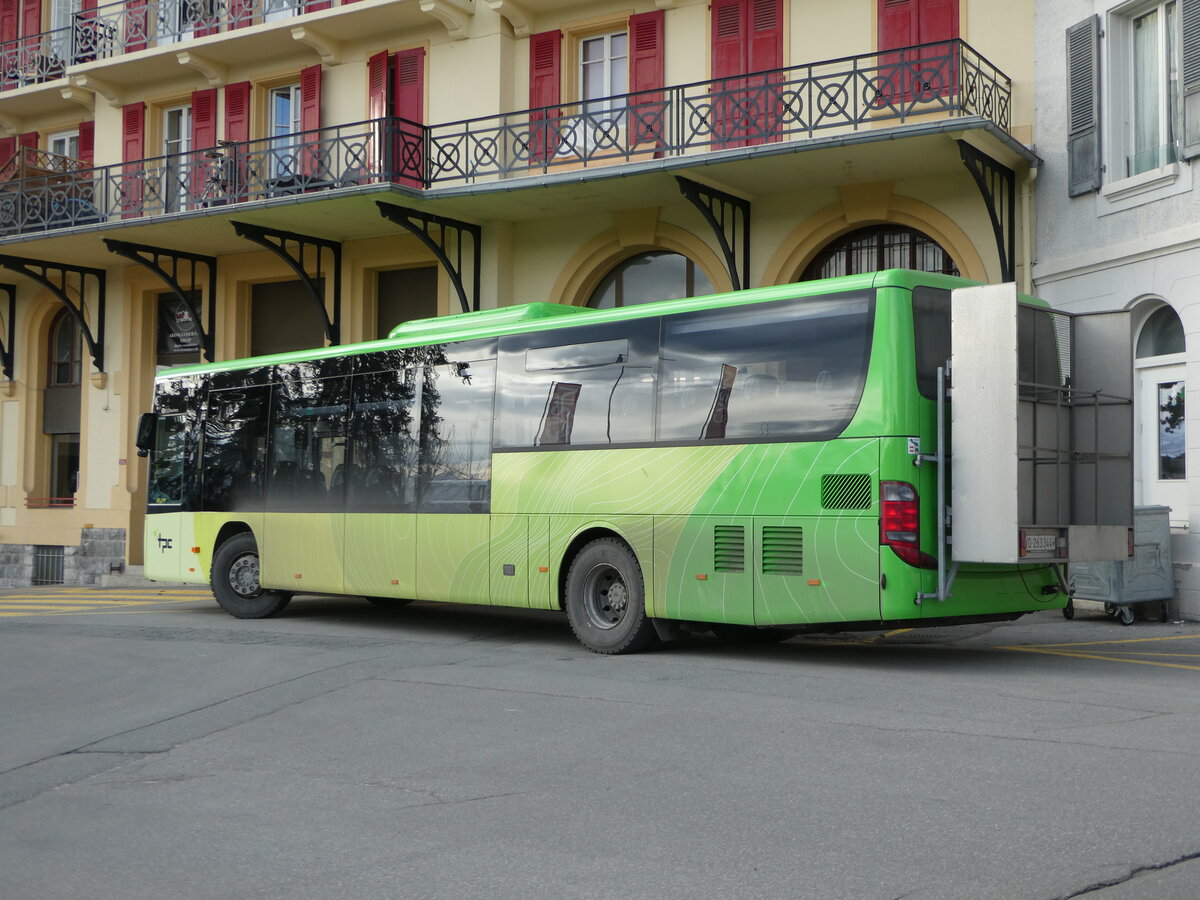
[{"left": 0, "top": 40, "right": 1014, "bottom": 238}]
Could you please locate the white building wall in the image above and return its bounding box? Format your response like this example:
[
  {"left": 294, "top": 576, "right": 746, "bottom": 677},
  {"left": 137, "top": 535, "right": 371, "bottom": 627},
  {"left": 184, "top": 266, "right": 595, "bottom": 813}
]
[{"left": 1034, "top": 0, "right": 1200, "bottom": 619}]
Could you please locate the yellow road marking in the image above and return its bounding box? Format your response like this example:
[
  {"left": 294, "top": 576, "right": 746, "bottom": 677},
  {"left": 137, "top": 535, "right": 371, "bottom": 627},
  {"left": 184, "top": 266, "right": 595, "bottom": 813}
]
[{"left": 1000, "top": 634, "right": 1200, "bottom": 672}]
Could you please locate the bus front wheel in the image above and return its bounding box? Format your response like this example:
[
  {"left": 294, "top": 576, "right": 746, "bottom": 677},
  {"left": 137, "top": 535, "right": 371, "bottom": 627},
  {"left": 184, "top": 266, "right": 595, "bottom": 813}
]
[
  {"left": 564, "top": 539, "right": 657, "bottom": 655},
  {"left": 211, "top": 533, "right": 292, "bottom": 619}
]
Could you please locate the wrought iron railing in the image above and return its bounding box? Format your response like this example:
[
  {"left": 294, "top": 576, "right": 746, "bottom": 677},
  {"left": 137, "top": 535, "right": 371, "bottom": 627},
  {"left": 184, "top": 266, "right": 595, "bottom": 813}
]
[
  {"left": 0, "top": 116, "right": 423, "bottom": 235},
  {"left": 0, "top": 40, "right": 1011, "bottom": 237},
  {"left": 427, "top": 40, "right": 1009, "bottom": 184},
  {"left": 0, "top": 0, "right": 334, "bottom": 86}
]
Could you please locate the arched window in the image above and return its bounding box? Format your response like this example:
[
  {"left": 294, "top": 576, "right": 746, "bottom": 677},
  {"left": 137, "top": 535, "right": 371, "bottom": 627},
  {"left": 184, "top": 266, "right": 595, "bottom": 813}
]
[
  {"left": 1136, "top": 305, "right": 1185, "bottom": 358},
  {"left": 1134, "top": 303, "right": 1186, "bottom": 524},
  {"left": 801, "top": 226, "right": 959, "bottom": 281},
  {"left": 48, "top": 309, "right": 82, "bottom": 387},
  {"left": 587, "top": 251, "right": 714, "bottom": 308}
]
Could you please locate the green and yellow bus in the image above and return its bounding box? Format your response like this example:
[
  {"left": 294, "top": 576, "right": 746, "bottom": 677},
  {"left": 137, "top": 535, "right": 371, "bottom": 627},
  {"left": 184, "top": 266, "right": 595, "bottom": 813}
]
[{"left": 138, "top": 269, "right": 1063, "bottom": 653}]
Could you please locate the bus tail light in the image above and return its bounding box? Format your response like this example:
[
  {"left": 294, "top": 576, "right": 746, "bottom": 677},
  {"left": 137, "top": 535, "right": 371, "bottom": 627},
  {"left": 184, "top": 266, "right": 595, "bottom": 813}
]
[{"left": 880, "top": 481, "right": 938, "bottom": 569}]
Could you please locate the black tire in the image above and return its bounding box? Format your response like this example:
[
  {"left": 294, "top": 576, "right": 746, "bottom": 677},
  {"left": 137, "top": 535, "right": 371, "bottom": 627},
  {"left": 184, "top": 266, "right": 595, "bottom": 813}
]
[
  {"left": 364, "top": 596, "right": 415, "bottom": 608},
  {"left": 564, "top": 538, "right": 658, "bottom": 655},
  {"left": 1062, "top": 601, "right": 1075, "bottom": 620},
  {"left": 711, "top": 623, "right": 791, "bottom": 644},
  {"left": 1117, "top": 606, "right": 1135, "bottom": 626},
  {"left": 210, "top": 533, "right": 291, "bottom": 619}
]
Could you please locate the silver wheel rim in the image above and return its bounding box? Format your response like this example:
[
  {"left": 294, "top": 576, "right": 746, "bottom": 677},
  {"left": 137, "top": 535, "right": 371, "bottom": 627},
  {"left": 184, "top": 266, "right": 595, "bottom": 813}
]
[
  {"left": 228, "top": 553, "right": 261, "bottom": 599},
  {"left": 581, "top": 563, "right": 628, "bottom": 631}
]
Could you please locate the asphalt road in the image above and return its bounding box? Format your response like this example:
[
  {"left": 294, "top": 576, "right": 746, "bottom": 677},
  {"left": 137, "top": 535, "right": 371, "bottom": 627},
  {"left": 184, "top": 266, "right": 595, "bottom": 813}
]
[{"left": 1, "top": 586, "right": 1198, "bottom": 900}]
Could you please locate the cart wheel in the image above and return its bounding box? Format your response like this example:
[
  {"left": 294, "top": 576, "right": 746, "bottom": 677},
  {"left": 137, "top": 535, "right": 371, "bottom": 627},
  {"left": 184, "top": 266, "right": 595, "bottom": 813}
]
[
  {"left": 1104, "top": 602, "right": 1118, "bottom": 618},
  {"left": 1117, "top": 606, "right": 1135, "bottom": 626},
  {"left": 1062, "top": 600, "right": 1075, "bottom": 620}
]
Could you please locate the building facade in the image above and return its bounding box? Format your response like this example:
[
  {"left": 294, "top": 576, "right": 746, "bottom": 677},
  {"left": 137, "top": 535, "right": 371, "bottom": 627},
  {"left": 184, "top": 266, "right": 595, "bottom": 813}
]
[
  {"left": 0, "top": 0, "right": 1034, "bottom": 584},
  {"left": 1035, "top": 0, "right": 1199, "bottom": 619}
]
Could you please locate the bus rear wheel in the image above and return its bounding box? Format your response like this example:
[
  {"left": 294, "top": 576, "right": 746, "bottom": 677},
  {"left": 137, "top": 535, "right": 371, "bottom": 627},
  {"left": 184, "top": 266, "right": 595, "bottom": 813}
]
[
  {"left": 211, "top": 533, "right": 291, "bottom": 619},
  {"left": 564, "top": 538, "right": 657, "bottom": 655}
]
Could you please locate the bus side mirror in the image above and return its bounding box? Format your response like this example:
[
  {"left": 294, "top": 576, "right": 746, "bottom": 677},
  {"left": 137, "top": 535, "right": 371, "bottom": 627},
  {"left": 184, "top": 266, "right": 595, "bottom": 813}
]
[{"left": 135, "top": 412, "right": 157, "bottom": 458}]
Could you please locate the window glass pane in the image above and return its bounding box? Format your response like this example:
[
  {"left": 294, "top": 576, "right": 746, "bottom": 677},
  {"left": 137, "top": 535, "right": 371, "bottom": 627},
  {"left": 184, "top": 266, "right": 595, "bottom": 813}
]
[
  {"left": 1136, "top": 305, "right": 1185, "bottom": 357},
  {"left": 416, "top": 358, "right": 495, "bottom": 512},
  {"left": 267, "top": 373, "right": 348, "bottom": 511},
  {"left": 349, "top": 364, "right": 419, "bottom": 512},
  {"left": 498, "top": 322, "right": 657, "bottom": 447},
  {"left": 1132, "top": 9, "right": 1162, "bottom": 174},
  {"left": 912, "top": 287, "right": 950, "bottom": 400},
  {"left": 658, "top": 292, "right": 873, "bottom": 441},
  {"left": 1158, "top": 381, "right": 1185, "bottom": 479},
  {"left": 203, "top": 385, "right": 271, "bottom": 511},
  {"left": 587, "top": 252, "right": 713, "bottom": 308},
  {"left": 582, "top": 37, "right": 603, "bottom": 63},
  {"left": 149, "top": 414, "right": 187, "bottom": 505}
]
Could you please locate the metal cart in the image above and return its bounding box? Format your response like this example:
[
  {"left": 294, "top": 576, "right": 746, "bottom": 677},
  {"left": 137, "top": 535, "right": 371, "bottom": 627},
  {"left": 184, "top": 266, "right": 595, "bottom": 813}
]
[{"left": 1066, "top": 506, "right": 1175, "bottom": 625}]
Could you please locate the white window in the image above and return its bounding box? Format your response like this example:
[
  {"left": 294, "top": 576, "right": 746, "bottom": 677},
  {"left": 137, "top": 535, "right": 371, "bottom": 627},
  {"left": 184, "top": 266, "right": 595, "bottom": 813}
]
[
  {"left": 269, "top": 83, "right": 303, "bottom": 181},
  {"left": 47, "top": 129, "right": 79, "bottom": 162},
  {"left": 163, "top": 104, "right": 192, "bottom": 212},
  {"left": 49, "top": 0, "right": 81, "bottom": 59},
  {"left": 1121, "top": 1, "right": 1180, "bottom": 177},
  {"left": 264, "top": 0, "right": 301, "bottom": 24},
  {"left": 580, "top": 31, "right": 627, "bottom": 115}
]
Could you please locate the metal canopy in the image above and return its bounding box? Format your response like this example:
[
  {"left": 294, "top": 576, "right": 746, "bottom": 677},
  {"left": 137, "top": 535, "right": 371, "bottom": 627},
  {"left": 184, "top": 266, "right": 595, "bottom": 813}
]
[
  {"left": 958, "top": 141, "right": 1016, "bottom": 283},
  {"left": 104, "top": 239, "right": 218, "bottom": 362},
  {"left": 0, "top": 284, "right": 14, "bottom": 380},
  {"left": 0, "top": 255, "right": 106, "bottom": 372},
  {"left": 231, "top": 221, "right": 342, "bottom": 346},
  {"left": 676, "top": 176, "right": 751, "bottom": 291},
  {"left": 376, "top": 201, "right": 481, "bottom": 315}
]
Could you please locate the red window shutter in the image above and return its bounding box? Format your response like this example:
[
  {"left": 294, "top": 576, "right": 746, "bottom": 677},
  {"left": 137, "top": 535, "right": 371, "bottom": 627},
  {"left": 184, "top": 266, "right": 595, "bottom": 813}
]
[
  {"left": 300, "top": 64, "right": 322, "bottom": 133},
  {"left": 528, "top": 30, "right": 561, "bottom": 163},
  {"left": 191, "top": 88, "right": 217, "bottom": 152},
  {"left": 529, "top": 30, "right": 561, "bottom": 109},
  {"left": 918, "top": 0, "right": 958, "bottom": 42},
  {"left": 125, "top": 0, "right": 147, "bottom": 52},
  {"left": 748, "top": 0, "right": 782, "bottom": 72},
  {"left": 878, "top": 0, "right": 917, "bottom": 50},
  {"left": 224, "top": 81, "right": 250, "bottom": 143},
  {"left": 629, "top": 11, "right": 665, "bottom": 147},
  {"left": 17, "top": 130, "right": 36, "bottom": 149},
  {"left": 629, "top": 11, "right": 664, "bottom": 92},
  {"left": 0, "top": 0, "right": 17, "bottom": 43},
  {"left": 711, "top": 0, "right": 746, "bottom": 80},
  {"left": 392, "top": 47, "right": 425, "bottom": 186},
  {"left": 367, "top": 49, "right": 388, "bottom": 121},
  {"left": 78, "top": 120, "right": 94, "bottom": 165},
  {"left": 0, "top": 136, "right": 14, "bottom": 170},
  {"left": 121, "top": 104, "right": 143, "bottom": 161},
  {"left": 393, "top": 47, "right": 424, "bottom": 122},
  {"left": 121, "top": 102, "right": 145, "bottom": 217},
  {"left": 230, "top": 0, "right": 254, "bottom": 29},
  {"left": 19, "top": 0, "right": 37, "bottom": 35},
  {"left": 304, "top": 0, "right": 330, "bottom": 12}
]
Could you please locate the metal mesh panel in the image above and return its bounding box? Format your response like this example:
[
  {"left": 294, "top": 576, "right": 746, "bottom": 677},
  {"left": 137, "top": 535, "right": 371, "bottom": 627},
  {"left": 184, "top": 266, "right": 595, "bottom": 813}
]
[{"left": 821, "top": 473, "right": 872, "bottom": 510}]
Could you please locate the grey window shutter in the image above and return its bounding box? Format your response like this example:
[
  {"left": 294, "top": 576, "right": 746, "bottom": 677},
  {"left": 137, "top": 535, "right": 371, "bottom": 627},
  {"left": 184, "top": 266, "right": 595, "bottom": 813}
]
[
  {"left": 1066, "top": 16, "right": 1101, "bottom": 196},
  {"left": 1182, "top": 0, "right": 1200, "bottom": 160}
]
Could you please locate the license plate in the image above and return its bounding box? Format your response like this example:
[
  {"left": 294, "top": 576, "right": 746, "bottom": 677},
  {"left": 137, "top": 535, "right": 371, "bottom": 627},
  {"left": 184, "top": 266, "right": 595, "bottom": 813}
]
[{"left": 1024, "top": 534, "right": 1057, "bottom": 553}]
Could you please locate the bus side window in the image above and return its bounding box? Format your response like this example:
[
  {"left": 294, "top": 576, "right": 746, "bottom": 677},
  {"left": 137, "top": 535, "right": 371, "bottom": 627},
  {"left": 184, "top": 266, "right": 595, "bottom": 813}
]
[
  {"left": 349, "top": 366, "right": 419, "bottom": 513},
  {"left": 268, "top": 373, "right": 349, "bottom": 512},
  {"left": 203, "top": 385, "right": 272, "bottom": 512}
]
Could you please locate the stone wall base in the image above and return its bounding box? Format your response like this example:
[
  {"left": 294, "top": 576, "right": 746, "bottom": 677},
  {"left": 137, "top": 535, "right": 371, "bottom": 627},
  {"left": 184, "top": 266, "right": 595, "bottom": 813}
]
[{"left": 0, "top": 528, "right": 127, "bottom": 587}]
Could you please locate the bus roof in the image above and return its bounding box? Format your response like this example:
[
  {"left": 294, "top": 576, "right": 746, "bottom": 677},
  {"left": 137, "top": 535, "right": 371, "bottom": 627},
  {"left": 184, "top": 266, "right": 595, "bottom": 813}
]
[{"left": 155, "top": 268, "right": 980, "bottom": 380}]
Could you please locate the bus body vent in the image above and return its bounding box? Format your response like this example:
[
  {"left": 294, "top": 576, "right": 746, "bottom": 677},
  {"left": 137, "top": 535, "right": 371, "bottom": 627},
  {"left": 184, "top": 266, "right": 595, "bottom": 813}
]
[
  {"left": 713, "top": 525, "right": 745, "bottom": 573},
  {"left": 821, "top": 474, "right": 872, "bottom": 510},
  {"left": 762, "top": 527, "right": 804, "bottom": 575}
]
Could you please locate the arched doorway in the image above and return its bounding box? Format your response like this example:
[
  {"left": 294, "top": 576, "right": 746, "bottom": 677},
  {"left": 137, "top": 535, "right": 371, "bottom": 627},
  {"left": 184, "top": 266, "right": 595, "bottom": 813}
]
[
  {"left": 800, "top": 226, "right": 959, "bottom": 281},
  {"left": 587, "top": 251, "right": 714, "bottom": 308},
  {"left": 1135, "top": 304, "right": 1186, "bottom": 525},
  {"left": 45, "top": 308, "right": 83, "bottom": 502}
]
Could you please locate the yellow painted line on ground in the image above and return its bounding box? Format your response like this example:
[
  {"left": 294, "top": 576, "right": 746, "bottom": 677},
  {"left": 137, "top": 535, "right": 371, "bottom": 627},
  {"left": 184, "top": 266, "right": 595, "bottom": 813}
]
[
  {"left": 1004, "top": 634, "right": 1200, "bottom": 649},
  {"left": 1003, "top": 645, "right": 1200, "bottom": 672},
  {"left": 1000, "top": 634, "right": 1200, "bottom": 672}
]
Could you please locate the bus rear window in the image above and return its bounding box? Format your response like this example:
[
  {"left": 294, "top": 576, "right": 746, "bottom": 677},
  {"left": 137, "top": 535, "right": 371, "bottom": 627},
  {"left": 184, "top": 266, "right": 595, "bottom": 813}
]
[{"left": 912, "top": 286, "right": 950, "bottom": 400}]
